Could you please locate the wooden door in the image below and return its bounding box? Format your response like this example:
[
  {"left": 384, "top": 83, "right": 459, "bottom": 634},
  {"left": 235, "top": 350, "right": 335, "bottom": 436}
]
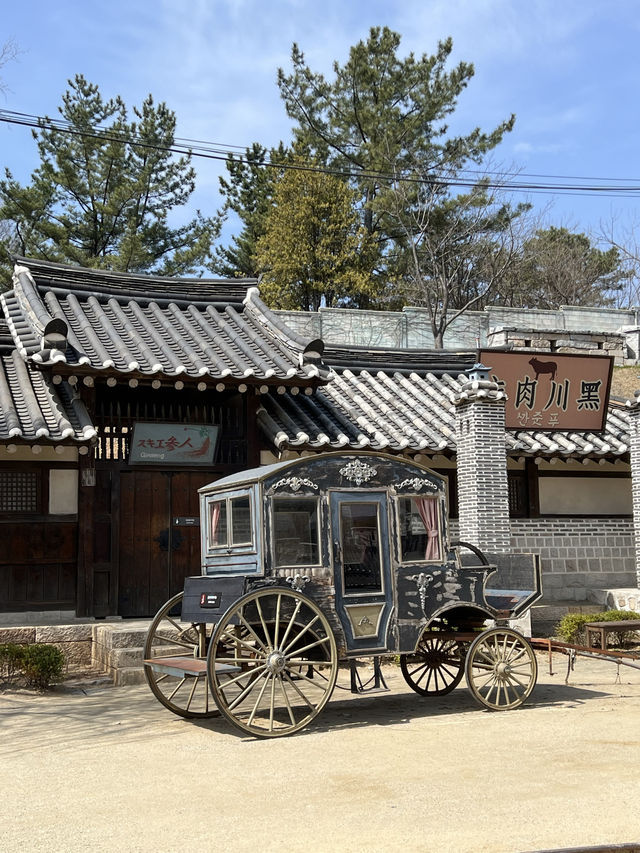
[{"left": 118, "top": 470, "right": 213, "bottom": 617}]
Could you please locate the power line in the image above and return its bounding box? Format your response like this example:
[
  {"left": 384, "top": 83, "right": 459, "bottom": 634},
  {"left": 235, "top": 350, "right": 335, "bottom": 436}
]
[{"left": 2, "top": 108, "right": 640, "bottom": 199}]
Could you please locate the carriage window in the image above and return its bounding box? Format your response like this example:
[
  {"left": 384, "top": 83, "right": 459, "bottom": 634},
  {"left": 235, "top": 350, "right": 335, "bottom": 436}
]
[
  {"left": 273, "top": 497, "right": 320, "bottom": 567},
  {"left": 398, "top": 497, "right": 441, "bottom": 562},
  {"left": 209, "top": 495, "right": 252, "bottom": 548},
  {"left": 340, "top": 502, "right": 383, "bottom": 593}
]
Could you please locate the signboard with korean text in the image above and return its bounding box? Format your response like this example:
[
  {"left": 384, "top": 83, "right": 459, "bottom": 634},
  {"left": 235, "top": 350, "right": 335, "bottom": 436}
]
[
  {"left": 129, "top": 423, "right": 219, "bottom": 466},
  {"left": 478, "top": 350, "right": 613, "bottom": 432}
]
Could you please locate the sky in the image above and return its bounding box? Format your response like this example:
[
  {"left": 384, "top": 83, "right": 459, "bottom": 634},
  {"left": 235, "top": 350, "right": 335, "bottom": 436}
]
[{"left": 1, "top": 0, "right": 640, "bottom": 247}]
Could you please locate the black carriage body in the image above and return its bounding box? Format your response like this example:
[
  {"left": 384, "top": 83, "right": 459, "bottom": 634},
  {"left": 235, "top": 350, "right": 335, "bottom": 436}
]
[{"left": 195, "top": 452, "right": 538, "bottom": 658}]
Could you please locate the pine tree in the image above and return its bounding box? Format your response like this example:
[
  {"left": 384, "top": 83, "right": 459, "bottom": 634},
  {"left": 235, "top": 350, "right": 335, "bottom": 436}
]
[
  {"left": 255, "top": 165, "right": 374, "bottom": 310},
  {"left": 0, "top": 75, "right": 219, "bottom": 282}
]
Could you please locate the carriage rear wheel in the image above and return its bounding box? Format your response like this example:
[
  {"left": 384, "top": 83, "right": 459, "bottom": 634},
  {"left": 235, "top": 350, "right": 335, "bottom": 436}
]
[
  {"left": 400, "top": 631, "right": 465, "bottom": 696},
  {"left": 144, "top": 592, "right": 219, "bottom": 719},
  {"left": 465, "top": 628, "right": 537, "bottom": 710},
  {"left": 207, "top": 587, "right": 338, "bottom": 738}
]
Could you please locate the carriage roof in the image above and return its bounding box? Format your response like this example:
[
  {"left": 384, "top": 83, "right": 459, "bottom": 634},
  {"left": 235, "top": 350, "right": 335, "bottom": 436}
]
[{"left": 197, "top": 451, "right": 444, "bottom": 495}]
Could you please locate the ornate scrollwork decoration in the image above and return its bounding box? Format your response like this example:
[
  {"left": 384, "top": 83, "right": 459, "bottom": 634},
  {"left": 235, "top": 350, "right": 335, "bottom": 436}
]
[
  {"left": 339, "top": 460, "right": 377, "bottom": 485},
  {"left": 286, "top": 574, "right": 310, "bottom": 592},
  {"left": 410, "top": 572, "right": 434, "bottom": 612},
  {"left": 396, "top": 477, "right": 438, "bottom": 492},
  {"left": 271, "top": 476, "right": 319, "bottom": 493}
]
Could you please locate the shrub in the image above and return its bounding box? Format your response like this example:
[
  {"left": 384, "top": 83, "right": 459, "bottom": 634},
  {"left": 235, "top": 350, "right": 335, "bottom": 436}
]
[
  {"left": 555, "top": 610, "right": 640, "bottom": 647},
  {"left": 0, "top": 643, "right": 26, "bottom": 684},
  {"left": 0, "top": 642, "right": 65, "bottom": 689},
  {"left": 20, "top": 644, "right": 65, "bottom": 689}
]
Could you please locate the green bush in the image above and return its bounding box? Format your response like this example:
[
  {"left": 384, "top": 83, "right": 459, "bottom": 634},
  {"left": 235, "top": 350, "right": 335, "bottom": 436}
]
[
  {"left": 0, "top": 642, "right": 26, "bottom": 684},
  {"left": 20, "top": 644, "right": 65, "bottom": 688},
  {"left": 0, "top": 642, "right": 65, "bottom": 689},
  {"left": 555, "top": 610, "right": 640, "bottom": 647}
]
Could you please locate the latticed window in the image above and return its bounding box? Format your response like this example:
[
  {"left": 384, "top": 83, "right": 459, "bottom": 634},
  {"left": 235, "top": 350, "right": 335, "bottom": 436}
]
[
  {"left": 0, "top": 471, "right": 40, "bottom": 512},
  {"left": 508, "top": 472, "right": 529, "bottom": 517}
]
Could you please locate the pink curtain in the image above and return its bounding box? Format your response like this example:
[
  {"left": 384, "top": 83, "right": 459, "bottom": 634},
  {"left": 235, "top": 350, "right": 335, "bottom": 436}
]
[
  {"left": 415, "top": 498, "right": 440, "bottom": 561},
  {"left": 210, "top": 502, "right": 221, "bottom": 545}
]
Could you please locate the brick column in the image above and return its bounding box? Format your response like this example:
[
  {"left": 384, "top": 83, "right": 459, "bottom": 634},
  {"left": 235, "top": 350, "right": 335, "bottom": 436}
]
[
  {"left": 453, "top": 367, "right": 511, "bottom": 553},
  {"left": 625, "top": 400, "right": 640, "bottom": 588}
]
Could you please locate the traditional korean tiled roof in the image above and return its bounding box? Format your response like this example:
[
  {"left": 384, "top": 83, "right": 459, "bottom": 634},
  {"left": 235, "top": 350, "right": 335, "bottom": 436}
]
[
  {"left": 1, "top": 259, "right": 328, "bottom": 385},
  {"left": 258, "top": 367, "right": 631, "bottom": 458},
  {"left": 0, "top": 346, "right": 96, "bottom": 443}
]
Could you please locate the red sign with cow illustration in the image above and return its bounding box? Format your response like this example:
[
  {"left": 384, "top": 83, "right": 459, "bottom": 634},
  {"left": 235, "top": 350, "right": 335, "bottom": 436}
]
[{"left": 478, "top": 350, "right": 614, "bottom": 432}]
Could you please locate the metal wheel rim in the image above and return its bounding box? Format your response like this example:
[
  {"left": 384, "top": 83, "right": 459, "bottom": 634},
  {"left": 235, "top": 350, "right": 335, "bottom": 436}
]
[
  {"left": 144, "top": 591, "right": 219, "bottom": 719},
  {"left": 465, "top": 628, "right": 537, "bottom": 711},
  {"left": 400, "top": 633, "right": 464, "bottom": 696},
  {"left": 208, "top": 587, "right": 338, "bottom": 738}
]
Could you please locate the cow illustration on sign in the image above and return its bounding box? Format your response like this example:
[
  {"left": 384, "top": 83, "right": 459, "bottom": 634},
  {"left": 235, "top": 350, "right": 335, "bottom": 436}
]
[{"left": 528, "top": 357, "right": 557, "bottom": 381}]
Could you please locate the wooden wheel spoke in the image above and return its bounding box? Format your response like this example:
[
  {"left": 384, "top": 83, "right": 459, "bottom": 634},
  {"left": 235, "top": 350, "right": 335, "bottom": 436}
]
[
  {"left": 407, "top": 661, "right": 430, "bottom": 679},
  {"left": 219, "top": 662, "right": 268, "bottom": 691},
  {"left": 269, "top": 671, "right": 277, "bottom": 731},
  {"left": 152, "top": 632, "right": 197, "bottom": 651},
  {"left": 226, "top": 669, "right": 269, "bottom": 711},
  {"left": 278, "top": 598, "right": 304, "bottom": 650},
  {"left": 505, "top": 672, "right": 528, "bottom": 690},
  {"left": 247, "top": 672, "right": 272, "bottom": 726},
  {"left": 278, "top": 674, "right": 297, "bottom": 726},
  {"left": 285, "top": 656, "right": 331, "bottom": 668},
  {"left": 185, "top": 676, "right": 199, "bottom": 711},
  {"left": 167, "top": 677, "right": 188, "bottom": 702},
  {"left": 218, "top": 629, "right": 263, "bottom": 657},
  {"left": 283, "top": 671, "right": 316, "bottom": 710},
  {"left": 286, "top": 634, "right": 330, "bottom": 658},
  {"left": 282, "top": 614, "right": 321, "bottom": 655},
  {"left": 237, "top": 612, "right": 270, "bottom": 654},
  {"left": 255, "top": 597, "right": 273, "bottom": 651},
  {"left": 273, "top": 593, "right": 282, "bottom": 649}
]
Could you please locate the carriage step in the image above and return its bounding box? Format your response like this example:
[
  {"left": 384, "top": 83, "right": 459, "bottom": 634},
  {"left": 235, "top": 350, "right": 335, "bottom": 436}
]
[{"left": 144, "top": 657, "right": 240, "bottom": 678}]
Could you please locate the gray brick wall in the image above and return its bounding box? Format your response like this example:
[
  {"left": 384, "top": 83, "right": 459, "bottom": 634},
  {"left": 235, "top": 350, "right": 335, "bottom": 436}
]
[
  {"left": 455, "top": 388, "right": 511, "bottom": 553},
  {"left": 627, "top": 405, "right": 640, "bottom": 587},
  {"left": 510, "top": 517, "right": 636, "bottom": 601},
  {"left": 450, "top": 517, "right": 635, "bottom": 602}
]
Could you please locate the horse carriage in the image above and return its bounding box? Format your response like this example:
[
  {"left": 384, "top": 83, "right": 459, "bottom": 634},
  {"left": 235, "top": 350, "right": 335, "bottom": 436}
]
[{"left": 144, "top": 452, "right": 542, "bottom": 737}]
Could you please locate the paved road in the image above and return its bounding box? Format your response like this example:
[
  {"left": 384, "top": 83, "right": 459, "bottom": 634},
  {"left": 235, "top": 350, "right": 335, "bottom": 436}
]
[{"left": 3, "top": 653, "right": 640, "bottom": 853}]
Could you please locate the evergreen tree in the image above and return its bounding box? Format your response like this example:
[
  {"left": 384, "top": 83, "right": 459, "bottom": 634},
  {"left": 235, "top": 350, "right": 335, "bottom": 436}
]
[
  {"left": 277, "top": 26, "right": 516, "bottom": 302},
  {"left": 255, "top": 164, "right": 374, "bottom": 310},
  {"left": 498, "top": 226, "right": 629, "bottom": 308},
  {"left": 0, "top": 75, "right": 219, "bottom": 282},
  {"left": 214, "top": 142, "right": 288, "bottom": 277}
]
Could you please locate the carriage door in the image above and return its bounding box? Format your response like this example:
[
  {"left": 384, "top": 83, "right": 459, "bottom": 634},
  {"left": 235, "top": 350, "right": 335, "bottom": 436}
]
[{"left": 330, "top": 491, "right": 393, "bottom": 652}]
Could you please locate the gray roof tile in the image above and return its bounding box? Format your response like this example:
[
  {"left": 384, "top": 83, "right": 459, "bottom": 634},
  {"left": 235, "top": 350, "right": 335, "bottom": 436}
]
[
  {"left": 259, "top": 368, "right": 631, "bottom": 458},
  {"left": 0, "top": 349, "right": 95, "bottom": 443},
  {"left": 1, "top": 259, "right": 328, "bottom": 384}
]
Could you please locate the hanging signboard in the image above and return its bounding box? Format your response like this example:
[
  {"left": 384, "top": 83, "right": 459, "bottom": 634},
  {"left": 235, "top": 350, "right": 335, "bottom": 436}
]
[
  {"left": 129, "top": 423, "right": 219, "bottom": 466},
  {"left": 477, "top": 350, "right": 614, "bottom": 432}
]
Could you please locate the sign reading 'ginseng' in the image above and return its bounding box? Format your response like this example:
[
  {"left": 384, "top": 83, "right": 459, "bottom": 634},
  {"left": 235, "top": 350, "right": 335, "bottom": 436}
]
[
  {"left": 129, "top": 423, "right": 219, "bottom": 466},
  {"left": 477, "top": 350, "right": 614, "bottom": 432}
]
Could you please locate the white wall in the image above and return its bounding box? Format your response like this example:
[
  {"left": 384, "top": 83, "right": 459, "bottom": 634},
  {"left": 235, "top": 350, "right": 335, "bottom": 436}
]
[
  {"left": 539, "top": 476, "right": 632, "bottom": 515},
  {"left": 49, "top": 469, "right": 79, "bottom": 515}
]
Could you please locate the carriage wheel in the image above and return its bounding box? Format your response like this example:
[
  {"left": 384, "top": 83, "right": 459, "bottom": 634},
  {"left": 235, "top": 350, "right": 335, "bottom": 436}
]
[
  {"left": 207, "top": 587, "right": 338, "bottom": 738},
  {"left": 144, "top": 592, "right": 219, "bottom": 719},
  {"left": 400, "top": 631, "right": 465, "bottom": 696},
  {"left": 465, "top": 628, "right": 537, "bottom": 711}
]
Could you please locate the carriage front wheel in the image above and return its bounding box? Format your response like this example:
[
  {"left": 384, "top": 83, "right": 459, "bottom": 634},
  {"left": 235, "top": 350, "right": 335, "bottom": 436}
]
[
  {"left": 465, "top": 628, "right": 537, "bottom": 710},
  {"left": 207, "top": 587, "right": 338, "bottom": 738}
]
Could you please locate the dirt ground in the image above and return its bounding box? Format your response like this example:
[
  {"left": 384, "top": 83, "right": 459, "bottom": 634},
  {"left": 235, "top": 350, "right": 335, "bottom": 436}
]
[{"left": 3, "top": 652, "right": 640, "bottom": 853}]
